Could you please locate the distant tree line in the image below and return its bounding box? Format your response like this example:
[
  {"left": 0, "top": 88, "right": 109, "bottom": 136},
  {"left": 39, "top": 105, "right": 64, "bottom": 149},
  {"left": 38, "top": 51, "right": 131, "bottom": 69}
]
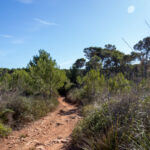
[{"left": 68, "top": 37, "right": 150, "bottom": 84}]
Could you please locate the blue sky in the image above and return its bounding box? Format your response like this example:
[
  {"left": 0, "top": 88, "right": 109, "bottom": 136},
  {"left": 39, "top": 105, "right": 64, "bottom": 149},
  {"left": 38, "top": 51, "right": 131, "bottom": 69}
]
[{"left": 0, "top": 0, "right": 150, "bottom": 69}]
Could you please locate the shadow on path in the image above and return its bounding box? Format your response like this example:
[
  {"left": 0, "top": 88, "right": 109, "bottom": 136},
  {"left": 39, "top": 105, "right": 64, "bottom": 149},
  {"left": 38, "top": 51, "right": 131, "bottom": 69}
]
[{"left": 59, "top": 109, "right": 78, "bottom": 116}]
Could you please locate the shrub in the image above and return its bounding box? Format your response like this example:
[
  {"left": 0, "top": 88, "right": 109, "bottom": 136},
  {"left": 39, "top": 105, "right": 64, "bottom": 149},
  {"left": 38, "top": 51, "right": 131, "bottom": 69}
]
[
  {"left": 31, "top": 97, "right": 58, "bottom": 119},
  {"left": 81, "top": 104, "right": 97, "bottom": 117},
  {"left": 83, "top": 70, "right": 105, "bottom": 102},
  {"left": 70, "top": 97, "right": 150, "bottom": 150},
  {"left": 0, "top": 70, "right": 33, "bottom": 94},
  {"left": 6, "top": 97, "right": 33, "bottom": 125},
  {"left": 67, "top": 88, "right": 85, "bottom": 104},
  {"left": 0, "top": 123, "right": 11, "bottom": 137},
  {"left": 0, "top": 108, "right": 14, "bottom": 124},
  {"left": 108, "top": 73, "right": 131, "bottom": 95},
  {"left": 5, "top": 96, "right": 58, "bottom": 127},
  {"left": 67, "top": 70, "right": 106, "bottom": 105}
]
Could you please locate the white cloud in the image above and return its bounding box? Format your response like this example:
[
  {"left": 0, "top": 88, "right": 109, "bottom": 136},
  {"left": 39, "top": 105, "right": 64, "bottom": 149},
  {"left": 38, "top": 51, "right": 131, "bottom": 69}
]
[
  {"left": 34, "top": 18, "right": 58, "bottom": 26},
  {"left": 128, "top": 5, "right": 135, "bottom": 14},
  {"left": 17, "top": 0, "right": 33, "bottom": 4},
  {"left": 12, "top": 39, "right": 24, "bottom": 44},
  {"left": 0, "top": 34, "right": 13, "bottom": 38}
]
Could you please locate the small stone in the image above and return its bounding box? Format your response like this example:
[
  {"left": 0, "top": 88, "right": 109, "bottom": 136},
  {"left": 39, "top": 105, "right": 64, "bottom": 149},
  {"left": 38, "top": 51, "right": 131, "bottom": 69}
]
[
  {"left": 57, "top": 136, "right": 62, "bottom": 139},
  {"left": 56, "top": 123, "right": 63, "bottom": 126}
]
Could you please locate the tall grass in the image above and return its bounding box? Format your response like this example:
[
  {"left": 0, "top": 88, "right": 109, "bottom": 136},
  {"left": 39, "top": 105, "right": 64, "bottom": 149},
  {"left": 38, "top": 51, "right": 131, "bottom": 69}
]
[{"left": 70, "top": 96, "right": 150, "bottom": 150}]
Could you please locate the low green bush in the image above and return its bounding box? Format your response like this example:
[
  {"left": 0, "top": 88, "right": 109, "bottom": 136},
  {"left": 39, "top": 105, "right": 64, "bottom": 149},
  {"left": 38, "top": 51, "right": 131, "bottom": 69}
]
[
  {"left": 67, "top": 70, "right": 106, "bottom": 105},
  {"left": 71, "top": 97, "right": 150, "bottom": 150},
  {"left": 0, "top": 123, "right": 11, "bottom": 137},
  {"left": 81, "top": 104, "right": 98, "bottom": 117},
  {"left": 6, "top": 96, "right": 33, "bottom": 125},
  {"left": 108, "top": 73, "right": 131, "bottom": 95},
  {"left": 83, "top": 70, "right": 105, "bottom": 101},
  {"left": 31, "top": 97, "right": 58, "bottom": 119},
  {"left": 0, "top": 108, "right": 14, "bottom": 124},
  {"left": 0, "top": 96, "right": 58, "bottom": 128},
  {"left": 67, "top": 88, "right": 85, "bottom": 104}
]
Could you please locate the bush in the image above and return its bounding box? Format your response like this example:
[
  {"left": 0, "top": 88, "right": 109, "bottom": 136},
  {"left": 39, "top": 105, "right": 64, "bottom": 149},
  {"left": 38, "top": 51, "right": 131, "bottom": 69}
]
[
  {"left": 7, "top": 97, "right": 33, "bottom": 125},
  {"left": 81, "top": 104, "right": 97, "bottom": 117},
  {"left": 0, "top": 123, "right": 11, "bottom": 137},
  {"left": 67, "top": 88, "right": 85, "bottom": 104},
  {"left": 108, "top": 73, "right": 131, "bottom": 95},
  {"left": 67, "top": 70, "right": 106, "bottom": 105},
  {"left": 0, "top": 108, "right": 14, "bottom": 124},
  {"left": 31, "top": 97, "right": 58, "bottom": 119},
  {"left": 0, "top": 70, "right": 33, "bottom": 94},
  {"left": 83, "top": 70, "right": 105, "bottom": 102},
  {"left": 2, "top": 96, "right": 58, "bottom": 128},
  {"left": 70, "top": 96, "right": 150, "bottom": 150}
]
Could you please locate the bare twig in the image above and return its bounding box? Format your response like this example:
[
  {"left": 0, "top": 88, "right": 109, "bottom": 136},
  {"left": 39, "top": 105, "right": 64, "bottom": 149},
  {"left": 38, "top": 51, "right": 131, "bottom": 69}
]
[{"left": 121, "top": 38, "right": 133, "bottom": 51}]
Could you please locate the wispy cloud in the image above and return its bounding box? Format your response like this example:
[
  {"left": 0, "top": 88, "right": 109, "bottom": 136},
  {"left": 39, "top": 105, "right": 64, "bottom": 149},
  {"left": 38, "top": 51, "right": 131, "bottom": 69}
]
[
  {"left": 17, "top": 0, "right": 33, "bottom": 4},
  {"left": 11, "top": 39, "right": 24, "bottom": 44},
  {"left": 34, "top": 18, "right": 58, "bottom": 26},
  {"left": 0, "top": 34, "right": 13, "bottom": 39},
  {"left": 0, "top": 33, "right": 25, "bottom": 45},
  {"left": 128, "top": 5, "right": 135, "bottom": 14}
]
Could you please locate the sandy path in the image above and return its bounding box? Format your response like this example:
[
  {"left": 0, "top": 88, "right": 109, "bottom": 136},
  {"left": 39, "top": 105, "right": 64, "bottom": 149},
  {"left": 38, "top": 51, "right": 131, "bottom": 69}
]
[{"left": 0, "top": 97, "right": 80, "bottom": 150}]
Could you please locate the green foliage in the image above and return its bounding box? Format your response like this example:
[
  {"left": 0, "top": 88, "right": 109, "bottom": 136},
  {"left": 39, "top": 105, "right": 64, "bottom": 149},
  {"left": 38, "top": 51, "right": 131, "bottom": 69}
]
[
  {"left": 64, "top": 79, "right": 73, "bottom": 91},
  {"left": 0, "top": 70, "right": 32, "bottom": 94},
  {"left": 67, "top": 70, "right": 106, "bottom": 104},
  {"left": 0, "top": 50, "right": 66, "bottom": 129},
  {"left": 71, "top": 97, "right": 149, "bottom": 150},
  {"left": 76, "top": 76, "right": 83, "bottom": 86},
  {"left": 81, "top": 104, "right": 98, "bottom": 117},
  {"left": 83, "top": 45, "right": 135, "bottom": 74},
  {"left": 67, "top": 88, "right": 85, "bottom": 104},
  {"left": 134, "top": 37, "right": 150, "bottom": 78},
  {"left": 12, "top": 70, "right": 32, "bottom": 93},
  {"left": 108, "top": 73, "right": 131, "bottom": 94},
  {"left": 73, "top": 58, "right": 86, "bottom": 69},
  {"left": 0, "top": 123, "right": 11, "bottom": 137},
  {"left": 7, "top": 97, "right": 33, "bottom": 124},
  {"left": 3, "top": 96, "right": 58, "bottom": 126},
  {"left": 138, "top": 79, "right": 150, "bottom": 92},
  {"left": 0, "top": 50, "right": 68, "bottom": 97},
  {"left": 1, "top": 38, "right": 150, "bottom": 150},
  {"left": 0, "top": 73, "right": 12, "bottom": 90},
  {"left": 0, "top": 108, "right": 14, "bottom": 124},
  {"left": 29, "top": 50, "right": 67, "bottom": 97},
  {"left": 31, "top": 97, "right": 58, "bottom": 119},
  {"left": 86, "top": 55, "right": 102, "bottom": 71},
  {"left": 83, "top": 70, "right": 105, "bottom": 102}
]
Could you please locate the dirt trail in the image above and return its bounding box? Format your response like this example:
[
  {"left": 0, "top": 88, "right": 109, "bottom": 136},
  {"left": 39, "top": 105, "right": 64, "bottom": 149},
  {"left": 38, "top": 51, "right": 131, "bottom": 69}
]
[{"left": 0, "top": 97, "right": 80, "bottom": 150}]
